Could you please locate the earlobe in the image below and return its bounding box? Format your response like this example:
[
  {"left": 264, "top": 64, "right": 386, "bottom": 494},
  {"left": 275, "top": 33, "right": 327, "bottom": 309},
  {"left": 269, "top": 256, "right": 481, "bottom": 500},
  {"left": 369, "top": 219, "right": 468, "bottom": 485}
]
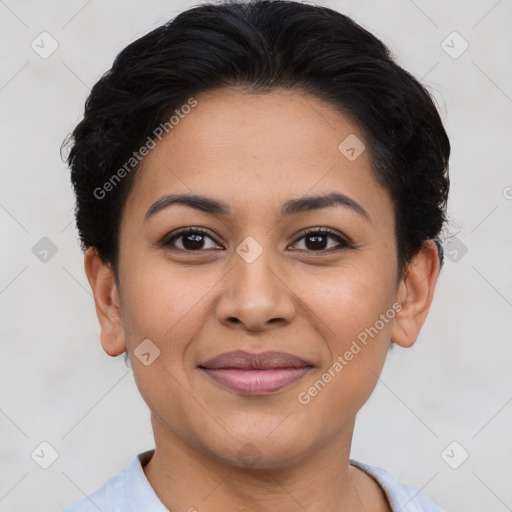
[
  {"left": 83, "top": 248, "right": 127, "bottom": 357},
  {"left": 390, "top": 240, "right": 440, "bottom": 349}
]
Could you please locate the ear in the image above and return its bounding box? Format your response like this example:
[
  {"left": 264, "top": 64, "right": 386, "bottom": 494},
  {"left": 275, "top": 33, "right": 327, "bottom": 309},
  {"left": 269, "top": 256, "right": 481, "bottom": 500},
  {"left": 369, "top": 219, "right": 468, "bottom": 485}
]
[
  {"left": 391, "top": 240, "right": 440, "bottom": 348},
  {"left": 83, "top": 247, "right": 126, "bottom": 357}
]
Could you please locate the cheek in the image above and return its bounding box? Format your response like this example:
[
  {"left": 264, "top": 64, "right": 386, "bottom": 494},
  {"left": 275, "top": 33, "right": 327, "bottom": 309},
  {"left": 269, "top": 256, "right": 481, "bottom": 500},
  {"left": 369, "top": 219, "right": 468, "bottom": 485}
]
[
  {"left": 119, "top": 261, "right": 212, "bottom": 432},
  {"left": 297, "top": 285, "right": 392, "bottom": 425},
  {"left": 295, "top": 263, "right": 395, "bottom": 347},
  {"left": 120, "top": 258, "right": 215, "bottom": 343},
  {"left": 293, "top": 265, "right": 394, "bottom": 408}
]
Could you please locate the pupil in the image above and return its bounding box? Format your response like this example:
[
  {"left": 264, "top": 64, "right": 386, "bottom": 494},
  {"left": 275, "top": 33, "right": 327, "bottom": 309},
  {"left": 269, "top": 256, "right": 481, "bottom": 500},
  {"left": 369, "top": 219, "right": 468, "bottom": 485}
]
[
  {"left": 180, "top": 233, "right": 329, "bottom": 251},
  {"left": 306, "top": 234, "right": 326, "bottom": 250},
  {"left": 184, "top": 233, "right": 203, "bottom": 250}
]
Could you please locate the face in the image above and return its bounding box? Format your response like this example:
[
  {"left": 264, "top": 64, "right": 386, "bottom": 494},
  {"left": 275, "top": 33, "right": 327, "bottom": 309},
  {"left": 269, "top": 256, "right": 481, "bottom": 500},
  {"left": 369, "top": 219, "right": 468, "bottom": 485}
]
[{"left": 87, "top": 87, "right": 438, "bottom": 469}]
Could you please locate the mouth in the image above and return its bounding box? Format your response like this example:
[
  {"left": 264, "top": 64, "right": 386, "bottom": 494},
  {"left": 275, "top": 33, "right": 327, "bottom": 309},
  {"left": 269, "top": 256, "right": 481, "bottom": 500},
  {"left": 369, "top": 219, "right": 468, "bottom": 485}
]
[{"left": 198, "top": 350, "right": 314, "bottom": 395}]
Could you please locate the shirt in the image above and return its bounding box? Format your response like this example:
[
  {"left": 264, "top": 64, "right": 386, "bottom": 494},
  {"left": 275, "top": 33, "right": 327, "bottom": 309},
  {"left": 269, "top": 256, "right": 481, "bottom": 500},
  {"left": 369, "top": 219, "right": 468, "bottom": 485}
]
[{"left": 61, "top": 449, "right": 444, "bottom": 512}]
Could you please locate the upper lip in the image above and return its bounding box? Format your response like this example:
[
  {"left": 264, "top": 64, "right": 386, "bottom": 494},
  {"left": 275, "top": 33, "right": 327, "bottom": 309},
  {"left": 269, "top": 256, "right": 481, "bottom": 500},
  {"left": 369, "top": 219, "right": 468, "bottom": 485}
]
[{"left": 199, "top": 350, "right": 314, "bottom": 370}]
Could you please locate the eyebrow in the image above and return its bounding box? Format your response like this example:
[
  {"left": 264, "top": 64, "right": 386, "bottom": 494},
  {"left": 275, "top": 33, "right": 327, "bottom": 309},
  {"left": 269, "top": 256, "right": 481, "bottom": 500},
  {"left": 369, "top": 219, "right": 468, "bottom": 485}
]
[{"left": 144, "top": 192, "right": 370, "bottom": 222}]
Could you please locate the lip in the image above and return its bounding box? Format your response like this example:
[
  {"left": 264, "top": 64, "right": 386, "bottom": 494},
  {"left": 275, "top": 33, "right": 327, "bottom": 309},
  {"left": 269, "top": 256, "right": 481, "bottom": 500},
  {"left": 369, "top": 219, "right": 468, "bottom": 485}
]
[
  {"left": 199, "top": 350, "right": 314, "bottom": 395},
  {"left": 200, "top": 350, "right": 313, "bottom": 370}
]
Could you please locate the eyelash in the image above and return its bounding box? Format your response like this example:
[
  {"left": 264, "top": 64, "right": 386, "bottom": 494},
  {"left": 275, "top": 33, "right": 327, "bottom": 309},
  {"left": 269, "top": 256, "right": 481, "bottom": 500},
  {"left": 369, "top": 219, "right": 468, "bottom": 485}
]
[{"left": 160, "top": 227, "right": 354, "bottom": 253}]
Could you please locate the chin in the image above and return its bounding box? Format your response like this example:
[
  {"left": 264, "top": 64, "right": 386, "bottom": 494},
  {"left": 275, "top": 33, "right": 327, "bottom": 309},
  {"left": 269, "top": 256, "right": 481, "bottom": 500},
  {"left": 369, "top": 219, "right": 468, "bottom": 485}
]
[{"left": 206, "top": 428, "right": 313, "bottom": 470}]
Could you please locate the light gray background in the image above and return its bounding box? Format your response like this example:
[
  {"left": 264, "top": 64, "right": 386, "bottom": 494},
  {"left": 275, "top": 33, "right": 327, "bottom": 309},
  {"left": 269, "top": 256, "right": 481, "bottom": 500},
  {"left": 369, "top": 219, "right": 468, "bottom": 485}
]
[{"left": 1, "top": 1, "right": 511, "bottom": 511}]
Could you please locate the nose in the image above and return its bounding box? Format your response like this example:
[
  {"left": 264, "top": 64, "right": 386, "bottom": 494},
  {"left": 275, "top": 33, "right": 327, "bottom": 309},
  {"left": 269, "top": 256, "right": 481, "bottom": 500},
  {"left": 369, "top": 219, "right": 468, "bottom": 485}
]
[{"left": 216, "top": 244, "right": 296, "bottom": 332}]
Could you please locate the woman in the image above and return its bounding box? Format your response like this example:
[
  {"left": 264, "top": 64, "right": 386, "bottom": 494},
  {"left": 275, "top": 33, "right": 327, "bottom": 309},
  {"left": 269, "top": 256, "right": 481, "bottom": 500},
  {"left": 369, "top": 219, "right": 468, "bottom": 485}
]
[{"left": 62, "top": 0, "right": 449, "bottom": 510}]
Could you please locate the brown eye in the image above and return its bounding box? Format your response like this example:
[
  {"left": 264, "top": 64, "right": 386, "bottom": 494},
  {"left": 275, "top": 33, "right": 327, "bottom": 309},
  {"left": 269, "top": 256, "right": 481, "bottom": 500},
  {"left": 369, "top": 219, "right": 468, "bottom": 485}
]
[
  {"left": 161, "top": 227, "right": 352, "bottom": 253},
  {"left": 162, "top": 228, "right": 223, "bottom": 251},
  {"left": 290, "top": 228, "right": 352, "bottom": 252}
]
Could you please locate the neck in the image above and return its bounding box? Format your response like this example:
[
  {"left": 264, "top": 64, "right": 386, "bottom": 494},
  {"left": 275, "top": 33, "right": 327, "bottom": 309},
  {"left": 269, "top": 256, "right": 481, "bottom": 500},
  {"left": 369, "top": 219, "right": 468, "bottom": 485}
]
[{"left": 142, "top": 414, "right": 374, "bottom": 512}]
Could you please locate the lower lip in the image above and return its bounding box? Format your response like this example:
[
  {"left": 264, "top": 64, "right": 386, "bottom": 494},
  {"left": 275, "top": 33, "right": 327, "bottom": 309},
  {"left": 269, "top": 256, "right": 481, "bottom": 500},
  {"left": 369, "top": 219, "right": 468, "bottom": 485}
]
[{"left": 201, "top": 367, "right": 312, "bottom": 395}]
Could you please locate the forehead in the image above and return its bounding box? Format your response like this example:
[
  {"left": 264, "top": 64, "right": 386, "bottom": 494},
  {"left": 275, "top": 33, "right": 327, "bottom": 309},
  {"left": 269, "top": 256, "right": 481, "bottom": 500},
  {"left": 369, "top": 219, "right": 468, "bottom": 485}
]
[{"left": 123, "top": 88, "right": 394, "bottom": 229}]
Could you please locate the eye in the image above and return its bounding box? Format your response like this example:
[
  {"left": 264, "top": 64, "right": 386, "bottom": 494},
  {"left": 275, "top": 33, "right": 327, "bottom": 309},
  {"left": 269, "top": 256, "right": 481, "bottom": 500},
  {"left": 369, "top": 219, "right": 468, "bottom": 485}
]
[
  {"left": 161, "top": 227, "right": 353, "bottom": 253},
  {"left": 161, "top": 227, "right": 223, "bottom": 251},
  {"left": 290, "top": 227, "right": 352, "bottom": 252}
]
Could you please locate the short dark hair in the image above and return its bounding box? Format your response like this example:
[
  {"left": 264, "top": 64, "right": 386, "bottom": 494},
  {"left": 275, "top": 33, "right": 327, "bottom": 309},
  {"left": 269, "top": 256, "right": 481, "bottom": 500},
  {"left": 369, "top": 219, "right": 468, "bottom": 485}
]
[{"left": 63, "top": 0, "right": 450, "bottom": 281}]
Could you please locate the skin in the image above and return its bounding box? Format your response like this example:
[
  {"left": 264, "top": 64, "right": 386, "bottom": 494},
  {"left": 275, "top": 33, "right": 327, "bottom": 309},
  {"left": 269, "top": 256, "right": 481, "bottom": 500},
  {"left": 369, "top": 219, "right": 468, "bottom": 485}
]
[{"left": 84, "top": 87, "right": 440, "bottom": 512}]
